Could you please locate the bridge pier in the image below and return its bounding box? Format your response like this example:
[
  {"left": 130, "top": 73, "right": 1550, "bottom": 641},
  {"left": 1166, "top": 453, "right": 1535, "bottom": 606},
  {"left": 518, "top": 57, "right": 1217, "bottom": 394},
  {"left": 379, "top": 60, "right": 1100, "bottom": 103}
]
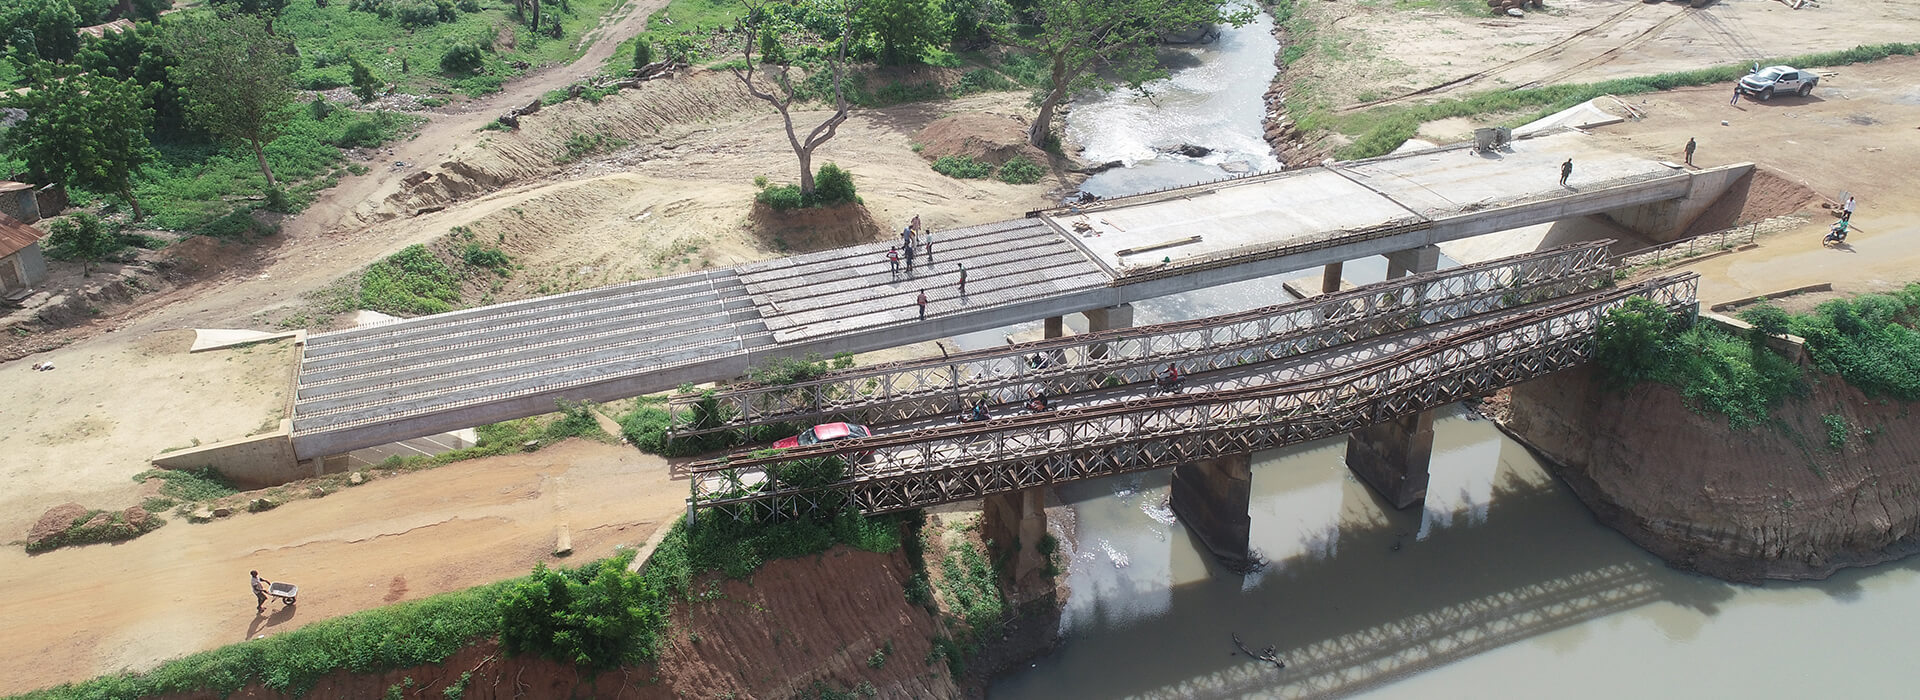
[
  {"left": 1344, "top": 244, "right": 1440, "bottom": 510},
  {"left": 1082, "top": 303, "right": 1134, "bottom": 359},
  {"left": 1345, "top": 411, "right": 1434, "bottom": 509},
  {"left": 980, "top": 487, "right": 1052, "bottom": 601},
  {"left": 1169, "top": 452, "right": 1255, "bottom": 570},
  {"left": 1321, "top": 262, "right": 1343, "bottom": 294},
  {"left": 1044, "top": 316, "right": 1064, "bottom": 340}
]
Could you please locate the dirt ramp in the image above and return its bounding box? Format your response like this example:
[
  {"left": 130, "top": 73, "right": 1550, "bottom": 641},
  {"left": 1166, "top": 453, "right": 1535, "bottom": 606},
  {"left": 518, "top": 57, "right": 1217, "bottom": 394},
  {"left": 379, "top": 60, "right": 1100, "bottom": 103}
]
[{"left": 751, "top": 200, "right": 887, "bottom": 252}]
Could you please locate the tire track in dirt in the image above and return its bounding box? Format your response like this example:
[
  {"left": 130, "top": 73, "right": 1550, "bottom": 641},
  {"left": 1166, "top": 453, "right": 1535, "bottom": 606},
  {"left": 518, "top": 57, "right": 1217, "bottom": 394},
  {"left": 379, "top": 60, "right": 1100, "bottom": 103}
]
[
  {"left": 1336, "top": 2, "right": 1655, "bottom": 113},
  {"left": 1511, "top": 8, "right": 1694, "bottom": 90}
]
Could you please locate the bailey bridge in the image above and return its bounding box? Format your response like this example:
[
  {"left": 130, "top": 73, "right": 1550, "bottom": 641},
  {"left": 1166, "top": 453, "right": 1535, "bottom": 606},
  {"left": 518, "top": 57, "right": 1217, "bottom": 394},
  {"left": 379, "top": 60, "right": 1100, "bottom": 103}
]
[
  {"left": 271, "top": 130, "right": 1743, "bottom": 469},
  {"left": 681, "top": 251, "right": 1699, "bottom": 582}
]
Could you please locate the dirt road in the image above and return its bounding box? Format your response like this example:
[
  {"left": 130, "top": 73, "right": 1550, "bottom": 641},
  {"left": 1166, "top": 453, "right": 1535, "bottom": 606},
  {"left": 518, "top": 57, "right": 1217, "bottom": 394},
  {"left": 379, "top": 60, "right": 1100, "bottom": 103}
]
[{"left": 0, "top": 440, "right": 683, "bottom": 694}]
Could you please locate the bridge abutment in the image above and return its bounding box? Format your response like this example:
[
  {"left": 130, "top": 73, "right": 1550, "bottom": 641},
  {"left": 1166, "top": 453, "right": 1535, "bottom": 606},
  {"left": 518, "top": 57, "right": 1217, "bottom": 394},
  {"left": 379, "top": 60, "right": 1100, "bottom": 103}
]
[
  {"left": 980, "top": 487, "right": 1052, "bottom": 601},
  {"left": 1169, "top": 452, "right": 1255, "bottom": 570},
  {"left": 1345, "top": 411, "right": 1434, "bottom": 509},
  {"left": 1600, "top": 163, "right": 1755, "bottom": 243}
]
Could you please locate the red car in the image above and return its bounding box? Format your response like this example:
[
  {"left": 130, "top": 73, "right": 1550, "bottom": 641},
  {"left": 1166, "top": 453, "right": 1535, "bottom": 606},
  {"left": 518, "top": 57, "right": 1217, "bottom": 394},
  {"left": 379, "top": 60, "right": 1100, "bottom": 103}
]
[{"left": 773, "top": 422, "right": 873, "bottom": 451}]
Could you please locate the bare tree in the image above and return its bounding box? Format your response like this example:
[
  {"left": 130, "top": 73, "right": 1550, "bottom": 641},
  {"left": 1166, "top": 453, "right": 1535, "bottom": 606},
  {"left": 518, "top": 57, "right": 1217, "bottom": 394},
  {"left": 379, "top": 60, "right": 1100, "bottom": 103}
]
[{"left": 729, "top": 0, "right": 860, "bottom": 196}]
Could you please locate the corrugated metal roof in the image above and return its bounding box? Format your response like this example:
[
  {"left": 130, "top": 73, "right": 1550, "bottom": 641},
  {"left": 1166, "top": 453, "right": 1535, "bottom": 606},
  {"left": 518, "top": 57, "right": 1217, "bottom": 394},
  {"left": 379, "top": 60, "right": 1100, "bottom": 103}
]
[
  {"left": 0, "top": 181, "right": 33, "bottom": 193},
  {"left": 0, "top": 212, "right": 45, "bottom": 258}
]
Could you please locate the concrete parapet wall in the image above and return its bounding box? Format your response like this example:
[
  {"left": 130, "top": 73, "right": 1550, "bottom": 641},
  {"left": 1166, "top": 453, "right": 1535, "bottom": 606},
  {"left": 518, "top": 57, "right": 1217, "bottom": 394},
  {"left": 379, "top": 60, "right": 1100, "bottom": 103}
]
[
  {"left": 152, "top": 420, "right": 304, "bottom": 489},
  {"left": 1602, "top": 163, "right": 1755, "bottom": 243}
]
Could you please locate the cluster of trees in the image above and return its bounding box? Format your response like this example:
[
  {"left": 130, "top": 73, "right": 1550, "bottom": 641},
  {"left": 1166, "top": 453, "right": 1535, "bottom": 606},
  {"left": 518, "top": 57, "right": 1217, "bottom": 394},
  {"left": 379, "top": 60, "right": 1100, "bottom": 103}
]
[
  {"left": 1, "top": 0, "right": 301, "bottom": 219},
  {"left": 733, "top": 0, "right": 1251, "bottom": 197}
]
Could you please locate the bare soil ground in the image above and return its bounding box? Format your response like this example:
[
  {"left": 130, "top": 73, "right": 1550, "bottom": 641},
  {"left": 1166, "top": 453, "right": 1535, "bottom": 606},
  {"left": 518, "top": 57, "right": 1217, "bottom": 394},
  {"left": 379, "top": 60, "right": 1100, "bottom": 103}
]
[{"left": 1296, "top": 0, "right": 1920, "bottom": 112}]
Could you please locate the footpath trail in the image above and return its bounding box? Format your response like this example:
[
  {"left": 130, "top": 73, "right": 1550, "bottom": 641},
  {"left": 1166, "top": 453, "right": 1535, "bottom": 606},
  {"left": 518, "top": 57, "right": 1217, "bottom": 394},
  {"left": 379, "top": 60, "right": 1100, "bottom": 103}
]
[{"left": 121, "top": 0, "right": 672, "bottom": 335}]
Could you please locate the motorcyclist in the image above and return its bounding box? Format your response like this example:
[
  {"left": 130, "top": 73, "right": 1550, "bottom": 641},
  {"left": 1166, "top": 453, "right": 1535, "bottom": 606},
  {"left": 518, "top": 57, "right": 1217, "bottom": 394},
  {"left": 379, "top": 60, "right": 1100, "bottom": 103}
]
[
  {"left": 1826, "top": 219, "right": 1849, "bottom": 243},
  {"left": 966, "top": 398, "right": 991, "bottom": 422},
  {"left": 1157, "top": 363, "right": 1182, "bottom": 389}
]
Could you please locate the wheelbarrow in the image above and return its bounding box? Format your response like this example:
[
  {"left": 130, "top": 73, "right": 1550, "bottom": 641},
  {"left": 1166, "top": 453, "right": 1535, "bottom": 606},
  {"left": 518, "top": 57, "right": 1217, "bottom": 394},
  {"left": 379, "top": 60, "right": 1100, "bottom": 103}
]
[{"left": 267, "top": 581, "right": 299, "bottom": 606}]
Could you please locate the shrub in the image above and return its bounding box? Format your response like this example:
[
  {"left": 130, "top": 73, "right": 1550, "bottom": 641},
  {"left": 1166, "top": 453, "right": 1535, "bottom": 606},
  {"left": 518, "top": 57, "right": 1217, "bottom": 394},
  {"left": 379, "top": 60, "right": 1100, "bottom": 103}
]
[
  {"left": 810, "top": 162, "right": 858, "bottom": 206},
  {"left": 440, "top": 42, "right": 487, "bottom": 74},
  {"left": 199, "top": 210, "right": 277, "bottom": 239},
  {"left": 1824, "top": 413, "right": 1848, "bottom": 449},
  {"left": 995, "top": 156, "right": 1045, "bottom": 185},
  {"left": 633, "top": 36, "right": 654, "bottom": 69},
  {"left": 42, "top": 213, "right": 124, "bottom": 273},
  {"left": 1739, "top": 303, "right": 1792, "bottom": 339},
  {"left": 1592, "top": 297, "right": 1678, "bottom": 389},
  {"left": 748, "top": 352, "right": 854, "bottom": 385},
  {"left": 499, "top": 549, "right": 661, "bottom": 669},
  {"left": 359, "top": 244, "right": 463, "bottom": 316},
  {"left": 1787, "top": 284, "right": 1920, "bottom": 401},
  {"left": 756, "top": 183, "right": 805, "bottom": 211},
  {"left": 461, "top": 243, "right": 512, "bottom": 274},
  {"left": 931, "top": 154, "right": 992, "bottom": 179}
]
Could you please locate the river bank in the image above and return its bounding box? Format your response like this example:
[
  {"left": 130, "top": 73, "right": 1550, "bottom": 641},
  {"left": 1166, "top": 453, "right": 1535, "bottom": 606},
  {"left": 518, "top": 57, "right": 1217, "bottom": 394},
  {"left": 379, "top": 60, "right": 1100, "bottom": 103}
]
[{"left": 1492, "top": 365, "right": 1920, "bottom": 583}]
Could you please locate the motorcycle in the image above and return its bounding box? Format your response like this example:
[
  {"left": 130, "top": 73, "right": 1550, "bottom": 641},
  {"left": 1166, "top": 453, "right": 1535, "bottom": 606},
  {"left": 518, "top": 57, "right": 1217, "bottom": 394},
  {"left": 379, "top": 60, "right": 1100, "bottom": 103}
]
[
  {"left": 1824, "top": 221, "right": 1849, "bottom": 245},
  {"left": 1154, "top": 373, "right": 1184, "bottom": 393}
]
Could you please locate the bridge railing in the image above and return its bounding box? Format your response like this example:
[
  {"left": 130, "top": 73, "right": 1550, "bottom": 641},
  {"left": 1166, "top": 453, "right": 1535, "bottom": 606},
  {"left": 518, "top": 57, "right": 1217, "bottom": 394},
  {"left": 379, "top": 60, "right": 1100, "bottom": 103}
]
[
  {"left": 666, "top": 240, "right": 1619, "bottom": 438},
  {"left": 686, "top": 273, "right": 1697, "bottom": 520},
  {"left": 1613, "top": 222, "right": 1758, "bottom": 270}
]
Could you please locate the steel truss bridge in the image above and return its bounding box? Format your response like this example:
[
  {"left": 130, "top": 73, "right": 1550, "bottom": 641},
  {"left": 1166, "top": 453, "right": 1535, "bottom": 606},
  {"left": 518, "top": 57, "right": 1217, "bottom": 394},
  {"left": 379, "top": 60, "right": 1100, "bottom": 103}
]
[
  {"left": 684, "top": 270, "right": 1699, "bottom": 523},
  {"left": 667, "top": 240, "right": 1619, "bottom": 438}
]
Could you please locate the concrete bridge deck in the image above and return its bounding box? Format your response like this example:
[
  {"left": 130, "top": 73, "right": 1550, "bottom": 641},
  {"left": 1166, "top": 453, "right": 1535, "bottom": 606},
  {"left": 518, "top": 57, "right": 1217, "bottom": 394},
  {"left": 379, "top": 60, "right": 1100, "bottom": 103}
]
[{"left": 289, "top": 130, "right": 1740, "bottom": 459}]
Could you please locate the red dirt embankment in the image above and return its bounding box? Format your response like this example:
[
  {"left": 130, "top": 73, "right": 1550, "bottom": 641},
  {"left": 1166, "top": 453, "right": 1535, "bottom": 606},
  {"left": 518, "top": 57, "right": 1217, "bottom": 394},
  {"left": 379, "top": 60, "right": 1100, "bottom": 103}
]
[
  {"left": 147, "top": 547, "right": 959, "bottom": 700},
  {"left": 1498, "top": 365, "right": 1920, "bottom": 583}
]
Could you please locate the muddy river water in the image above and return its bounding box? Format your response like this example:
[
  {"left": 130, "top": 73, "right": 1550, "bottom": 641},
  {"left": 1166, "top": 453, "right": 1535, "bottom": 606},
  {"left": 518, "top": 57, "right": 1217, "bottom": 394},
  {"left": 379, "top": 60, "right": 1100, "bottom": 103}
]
[{"left": 983, "top": 9, "right": 1920, "bottom": 698}]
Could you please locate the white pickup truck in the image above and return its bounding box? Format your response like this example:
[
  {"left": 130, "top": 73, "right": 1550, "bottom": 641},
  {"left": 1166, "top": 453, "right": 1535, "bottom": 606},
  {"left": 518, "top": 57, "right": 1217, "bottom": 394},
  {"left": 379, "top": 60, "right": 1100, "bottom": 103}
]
[{"left": 1737, "top": 65, "right": 1818, "bottom": 101}]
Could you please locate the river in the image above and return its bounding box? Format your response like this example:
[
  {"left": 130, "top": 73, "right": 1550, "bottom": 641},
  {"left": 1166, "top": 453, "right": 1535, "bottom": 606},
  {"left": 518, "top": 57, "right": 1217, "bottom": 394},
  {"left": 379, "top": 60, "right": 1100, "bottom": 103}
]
[{"left": 985, "top": 8, "right": 1920, "bottom": 698}]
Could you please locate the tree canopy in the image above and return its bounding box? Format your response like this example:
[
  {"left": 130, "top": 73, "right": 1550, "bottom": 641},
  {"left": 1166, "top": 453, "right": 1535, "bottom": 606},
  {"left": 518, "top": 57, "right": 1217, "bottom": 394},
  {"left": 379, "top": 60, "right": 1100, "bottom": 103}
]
[
  {"left": 43, "top": 212, "right": 122, "bottom": 275},
  {"left": 77, "top": 22, "right": 192, "bottom": 137},
  {"left": 1, "top": 0, "right": 84, "bottom": 64},
  {"left": 854, "top": 0, "right": 947, "bottom": 66},
  {"left": 0, "top": 65, "right": 156, "bottom": 218},
  {"left": 732, "top": 0, "right": 862, "bottom": 197},
  {"left": 164, "top": 12, "right": 298, "bottom": 188},
  {"left": 1005, "top": 0, "right": 1253, "bottom": 146}
]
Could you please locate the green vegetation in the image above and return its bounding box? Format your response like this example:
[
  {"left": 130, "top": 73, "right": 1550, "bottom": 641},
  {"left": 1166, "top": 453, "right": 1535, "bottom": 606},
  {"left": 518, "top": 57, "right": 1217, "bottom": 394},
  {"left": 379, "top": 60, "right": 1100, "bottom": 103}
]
[
  {"left": 25, "top": 508, "right": 166, "bottom": 553},
  {"left": 500, "top": 549, "right": 662, "bottom": 669},
  {"left": 995, "top": 155, "right": 1045, "bottom": 184},
  {"left": 755, "top": 163, "right": 861, "bottom": 210},
  {"left": 1597, "top": 286, "right": 1920, "bottom": 428},
  {"left": 377, "top": 400, "right": 608, "bottom": 470},
  {"left": 357, "top": 244, "right": 464, "bottom": 316},
  {"left": 165, "top": 12, "right": 299, "bottom": 188},
  {"left": 1308, "top": 42, "right": 1920, "bottom": 160},
  {"left": 1823, "top": 413, "right": 1848, "bottom": 450},
  {"left": 748, "top": 351, "right": 856, "bottom": 385},
  {"left": 135, "top": 467, "right": 241, "bottom": 503},
  {"left": 41, "top": 213, "right": 124, "bottom": 275},
  {"left": 620, "top": 353, "right": 855, "bottom": 457},
  {"left": 866, "top": 640, "right": 892, "bottom": 669},
  {"left": 1776, "top": 284, "right": 1920, "bottom": 401},
  {"left": 1, "top": 65, "right": 157, "bottom": 218},
  {"left": 556, "top": 131, "right": 628, "bottom": 163},
  {"left": 460, "top": 242, "right": 513, "bottom": 274},
  {"left": 931, "top": 154, "right": 994, "bottom": 179},
  {"left": 1593, "top": 297, "right": 1803, "bottom": 428}
]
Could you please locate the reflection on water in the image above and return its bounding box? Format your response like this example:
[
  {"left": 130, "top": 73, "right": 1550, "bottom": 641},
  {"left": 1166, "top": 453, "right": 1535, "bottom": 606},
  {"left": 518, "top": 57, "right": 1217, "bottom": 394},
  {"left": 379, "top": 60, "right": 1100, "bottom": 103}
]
[{"left": 991, "top": 407, "right": 1920, "bottom": 698}]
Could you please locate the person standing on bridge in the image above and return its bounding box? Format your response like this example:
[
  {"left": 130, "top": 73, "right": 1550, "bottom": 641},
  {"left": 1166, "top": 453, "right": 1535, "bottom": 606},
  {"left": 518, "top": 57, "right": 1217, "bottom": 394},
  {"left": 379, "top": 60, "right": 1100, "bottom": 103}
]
[
  {"left": 957, "top": 262, "right": 968, "bottom": 297},
  {"left": 916, "top": 289, "right": 929, "bottom": 320},
  {"left": 1684, "top": 138, "right": 1697, "bottom": 168},
  {"left": 903, "top": 235, "right": 916, "bottom": 271},
  {"left": 1559, "top": 159, "right": 1573, "bottom": 187},
  {"left": 924, "top": 228, "right": 934, "bottom": 263},
  {"left": 887, "top": 246, "right": 900, "bottom": 275}
]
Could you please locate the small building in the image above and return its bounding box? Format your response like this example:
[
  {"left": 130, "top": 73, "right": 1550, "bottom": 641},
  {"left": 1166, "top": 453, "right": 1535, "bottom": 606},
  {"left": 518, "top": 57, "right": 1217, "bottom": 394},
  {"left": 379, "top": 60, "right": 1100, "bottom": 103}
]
[
  {"left": 0, "top": 211, "right": 49, "bottom": 298},
  {"left": 75, "top": 19, "right": 135, "bottom": 41},
  {"left": 0, "top": 181, "right": 42, "bottom": 224}
]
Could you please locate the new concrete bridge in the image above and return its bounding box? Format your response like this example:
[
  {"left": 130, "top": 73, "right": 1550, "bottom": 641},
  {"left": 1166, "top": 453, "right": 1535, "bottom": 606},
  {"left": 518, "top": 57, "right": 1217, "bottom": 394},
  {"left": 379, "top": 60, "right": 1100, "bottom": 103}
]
[{"left": 275, "top": 130, "right": 1745, "bottom": 466}]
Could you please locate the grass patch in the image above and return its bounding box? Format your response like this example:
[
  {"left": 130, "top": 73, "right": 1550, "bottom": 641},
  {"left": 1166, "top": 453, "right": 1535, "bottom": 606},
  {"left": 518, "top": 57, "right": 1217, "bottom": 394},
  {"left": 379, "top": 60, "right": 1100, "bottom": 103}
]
[
  {"left": 1781, "top": 284, "right": 1920, "bottom": 401},
  {"left": 376, "top": 400, "right": 609, "bottom": 471},
  {"left": 135, "top": 467, "right": 241, "bottom": 502},
  {"left": 1593, "top": 297, "right": 1804, "bottom": 428},
  {"left": 25, "top": 509, "right": 167, "bottom": 553},
  {"left": 556, "top": 132, "right": 628, "bottom": 164},
  {"left": 358, "top": 244, "right": 464, "bottom": 316},
  {"left": 995, "top": 156, "right": 1045, "bottom": 184}
]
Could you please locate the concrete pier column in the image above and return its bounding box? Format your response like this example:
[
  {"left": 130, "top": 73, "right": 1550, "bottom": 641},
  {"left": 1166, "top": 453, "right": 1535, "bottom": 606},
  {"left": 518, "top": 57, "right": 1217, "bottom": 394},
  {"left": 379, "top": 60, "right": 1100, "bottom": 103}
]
[
  {"left": 1384, "top": 245, "right": 1441, "bottom": 278},
  {"left": 1043, "top": 316, "right": 1065, "bottom": 340},
  {"left": 981, "top": 487, "right": 1051, "bottom": 601},
  {"left": 1345, "top": 411, "right": 1433, "bottom": 510},
  {"left": 1321, "top": 262, "right": 1344, "bottom": 294},
  {"left": 1348, "top": 245, "right": 1440, "bottom": 510},
  {"left": 1081, "top": 303, "right": 1133, "bottom": 360},
  {"left": 1169, "top": 452, "right": 1254, "bottom": 570}
]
